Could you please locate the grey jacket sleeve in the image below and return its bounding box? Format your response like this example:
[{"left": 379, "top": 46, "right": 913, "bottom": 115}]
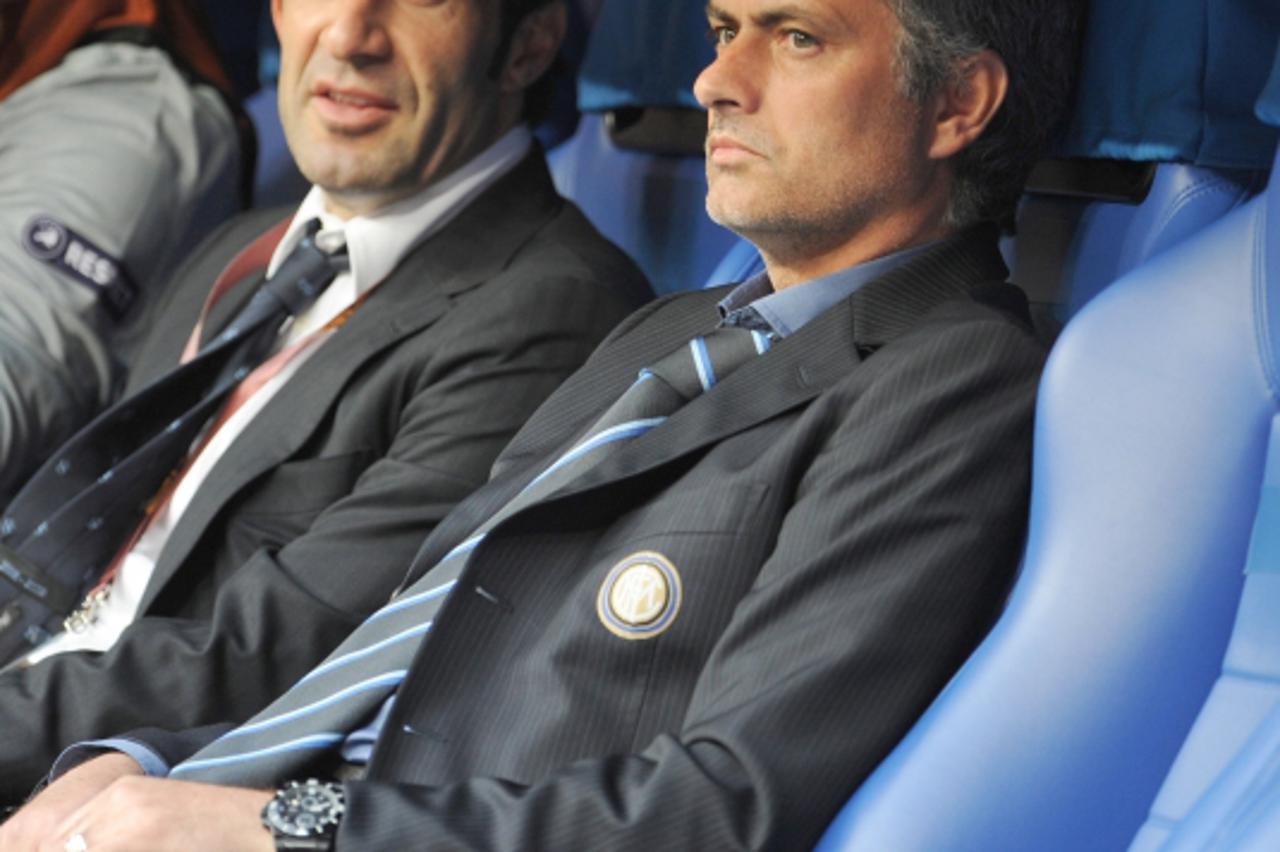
[{"left": 0, "top": 41, "right": 242, "bottom": 501}]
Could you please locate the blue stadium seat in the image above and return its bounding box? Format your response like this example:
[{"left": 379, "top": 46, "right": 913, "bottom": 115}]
[
  {"left": 814, "top": 28, "right": 1280, "bottom": 850},
  {"left": 1138, "top": 439, "right": 1280, "bottom": 851},
  {"left": 815, "top": 140, "right": 1278, "bottom": 852},
  {"left": 1011, "top": 163, "right": 1263, "bottom": 332},
  {"left": 548, "top": 0, "right": 739, "bottom": 294},
  {"left": 1160, "top": 712, "right": 1280, "bottom": 851},
  {"left": 245, "top": 84, "right": 309, "bottom": 209},
  {"left": 701, "top": 236, "right": 764, "bottom": 289},
  {"left": 1125, "top": 84, "right": 1280, "bottom": 852}
]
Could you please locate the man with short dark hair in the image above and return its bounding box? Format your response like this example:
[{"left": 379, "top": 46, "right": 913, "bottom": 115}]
[
  {"left": 2, "top": 0, "right": 1082, "bottom": 848},
  {"left": 0, "top": 0, "right": 649, "bottom": 805}
]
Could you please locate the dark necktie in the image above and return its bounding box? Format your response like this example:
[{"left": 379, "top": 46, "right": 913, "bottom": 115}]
[
  {"left": 169, "top": 325, "right": 774, "bottom": 786},
  {"left": 0, "top": 221, "right": 347, "bottom": 664}
]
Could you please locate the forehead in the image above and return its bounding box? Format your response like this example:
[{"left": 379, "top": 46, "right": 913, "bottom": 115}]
[
  {"left": 706, "top": 0, "right": 906, "bottom": 53},
  {"left": 275, "top": 0, "right": 496, "bottom": 39},
  {"left": 276, "top": 0, "right": 497, "bottom": 17},
  {"left": 706, "top": 0, "right": 890, "bottom": 24}
]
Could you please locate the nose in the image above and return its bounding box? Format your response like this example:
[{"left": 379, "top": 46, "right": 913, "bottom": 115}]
[
  {"left": 320, "top": 0, "right": 392, "bottom": 63},
  {"left": 693, "top": 37, "right": 758, "bottom": 113}
]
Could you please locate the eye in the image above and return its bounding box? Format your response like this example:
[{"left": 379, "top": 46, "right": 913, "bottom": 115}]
[
  {"left": 786, "top": 29, "right": 819, "bottom": 50},
  {"left": 707, "top": 25, "right": 737, "bottom": 48}
]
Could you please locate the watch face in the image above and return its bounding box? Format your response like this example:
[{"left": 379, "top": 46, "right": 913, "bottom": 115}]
[{"left": 265, "top": 779, "right": 345, "bottom": 838}]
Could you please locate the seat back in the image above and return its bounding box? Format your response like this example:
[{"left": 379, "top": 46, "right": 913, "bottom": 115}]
[
  {"left": 1137, "top": 430, "right": 1280, "bottom": 852},
  {"left": 548, "top": 0, "right": 739, "bottom": 294},
  {"left": 817, "top": 156, "right": 1277, "bottom": 852},
  {"left": 245, "top": 84, "right": 310, "bottom": 209},
  {"left": 812, "top": 9, "right": 1280, "bottom": 847},
  {"left": 1012, "top": 162, "right": 1263, "bottom": 336},
  {"left": 702, "top": 237, "right": 765, "bottom": 289},
  {"left": 815, "top": 27, "right": 1280, "bottom": 849},
  {"left": 1126, "top": 64, "right": 1280, "bottom": 852}
]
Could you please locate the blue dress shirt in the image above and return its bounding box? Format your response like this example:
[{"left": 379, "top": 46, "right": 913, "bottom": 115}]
[{"left": 718, "top": 240, "right": 935, "bottom": 338}]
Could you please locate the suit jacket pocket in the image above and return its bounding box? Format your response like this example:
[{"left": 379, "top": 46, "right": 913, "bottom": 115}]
[
  {"left": 592, "top": 479, "right": 772, "bottom": 544},
  {"left": 418, "top": 480, "right": 776, "bottom": 780},
  {"left": 231, "top": 450, "right": 376, "bottom": 519}
]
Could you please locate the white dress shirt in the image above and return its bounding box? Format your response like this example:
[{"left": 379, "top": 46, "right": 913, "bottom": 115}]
[{"left": 25, "top": 127, "right": 533, "bottom": 664}]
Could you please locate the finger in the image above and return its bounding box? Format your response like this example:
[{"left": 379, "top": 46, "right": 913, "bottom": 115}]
[{"left": 60, "top": 830, "right": 89, "bottom": 852}]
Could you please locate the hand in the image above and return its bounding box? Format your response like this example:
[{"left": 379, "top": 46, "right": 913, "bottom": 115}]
[
  {"left": 40, "top": 777, "right": 274, "bottom": 852},
  {"left": 0, "top": 753, "right": 142, "bottom": 852}
]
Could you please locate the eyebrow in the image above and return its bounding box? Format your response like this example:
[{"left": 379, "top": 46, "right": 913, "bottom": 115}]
[
  {"left": 706, "top": 3, "right": 736, "bottom": 24},
  {"left": 706, "top": 2, "right": 840, "bottom": 33}
]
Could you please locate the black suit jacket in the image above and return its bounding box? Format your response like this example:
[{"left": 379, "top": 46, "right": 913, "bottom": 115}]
[
  {"left": 139, "top": 227, "right": 1046, "bottom": 849},
  {"left": 0, "top": 152, "right": 652, "bottom": 802}
]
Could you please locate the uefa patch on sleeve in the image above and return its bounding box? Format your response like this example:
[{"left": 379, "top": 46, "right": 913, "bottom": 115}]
[{"left": 22, "top": 216, "right": 138, "bottom": 321}]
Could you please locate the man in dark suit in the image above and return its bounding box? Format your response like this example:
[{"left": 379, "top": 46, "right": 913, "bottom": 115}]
[
  {"left": 0, "top": 0, "right": 649, "bottom": 801},
  {"left": 2, "top": 0, "right": 1083, "bottom": 848}
]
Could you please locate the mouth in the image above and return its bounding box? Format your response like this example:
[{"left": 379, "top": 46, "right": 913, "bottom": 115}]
[
  {"left": 309, "top": 82, "right": 397, "bottom": 130},
  {"left": 706, "top": 133, "right": 764, "bottom": 166}
]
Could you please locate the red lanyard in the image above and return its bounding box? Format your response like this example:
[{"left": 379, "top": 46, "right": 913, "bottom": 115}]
[{"left": 86, "top": 220, "right": 374, "bottom": 597}]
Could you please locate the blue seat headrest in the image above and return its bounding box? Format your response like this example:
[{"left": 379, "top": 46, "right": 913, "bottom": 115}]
[
  {"left": 576, "top": 0, "right": 713, "bottom": 112},
  {"left": 1054, "top": 2, "right": 1279, "bottom": 168}
]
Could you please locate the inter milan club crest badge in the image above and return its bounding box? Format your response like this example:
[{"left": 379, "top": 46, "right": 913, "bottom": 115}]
[{"left": 597, "top": 551, "right": 682, "bottom": 640}]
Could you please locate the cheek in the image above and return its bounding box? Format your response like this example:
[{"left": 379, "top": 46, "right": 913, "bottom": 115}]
[
  {"left": 778, "top": 81, "right": 854, "bottom": 140},
  {"left": 817, "top": 91, "right": 912, "bottom": 164},
  {"left": 274, "top": 13, "right": 315, "bottom": 78},
  {"left": 276, "top": 41, "right": 315, "bottom": 110},
  {"left": 404, "top": 61, "right": 459, "bottom": 119},
  {"left": 772, "top": 101, "right": 858, "bottom": 182}
]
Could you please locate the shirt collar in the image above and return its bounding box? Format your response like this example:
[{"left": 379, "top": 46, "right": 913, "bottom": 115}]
[
  {"left": 718, "top": 240, "right": 940, "bottom": 338},
  {"left": 266, "top": 125, "right": 533, "bottom": 294}
]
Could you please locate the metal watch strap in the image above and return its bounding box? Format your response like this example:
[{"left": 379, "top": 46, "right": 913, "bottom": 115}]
[
  {"left": 272, "top": 835, "right": 334, "bottom": 852},
  {"left": 262, "top": 778, "right": 343, "bottom": 852}
]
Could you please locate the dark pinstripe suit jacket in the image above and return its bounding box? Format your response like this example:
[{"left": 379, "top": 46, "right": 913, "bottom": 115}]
[
  {"left": 0, "top": 153, "right": 652, "bottom": 804},
  {"left": 144, "top": 227, "right": 1046, "bottom": 850}
]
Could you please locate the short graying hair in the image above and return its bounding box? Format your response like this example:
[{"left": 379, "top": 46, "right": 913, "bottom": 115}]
[{"left": 883, "top": 0, "right": 1085, "bottom": 230}]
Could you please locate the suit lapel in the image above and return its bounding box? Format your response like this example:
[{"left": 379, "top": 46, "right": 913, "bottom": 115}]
[
  {"left": 141, "top": 153, "right": 566, "bottom": 608},
  {"left": 528, "top": 226, "right": 1010, "bottom": 506},
  {"left": 549, "top": 298, "right": 859, "bottom": 501},
  {"left": 846, "top": 223, "right": 1009, "bottom": 347}
]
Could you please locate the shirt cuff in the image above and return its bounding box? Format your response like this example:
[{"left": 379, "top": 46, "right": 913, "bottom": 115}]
[{"left": 50, "top": 737, "right": 171, "bottom": 781}]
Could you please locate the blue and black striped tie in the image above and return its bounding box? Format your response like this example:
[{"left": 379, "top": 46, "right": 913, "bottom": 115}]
[{"left": 170, "top": 324, "right": 774, "bottom": 786}]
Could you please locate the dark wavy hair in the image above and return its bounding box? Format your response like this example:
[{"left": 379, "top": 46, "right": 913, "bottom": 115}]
[{"left": 883, "top": 0, "right": 1086, "bottom": 230}]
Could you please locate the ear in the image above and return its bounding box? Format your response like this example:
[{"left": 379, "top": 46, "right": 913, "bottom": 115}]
[
  {"left": 926, "top": 49, "right": 1009, "bottom": 161},
  {"left": 270, "top": 0, "right": 284, "bottom": 38},
  {"left": 497, "top": 1, "right": 567, "bottom": 95}
]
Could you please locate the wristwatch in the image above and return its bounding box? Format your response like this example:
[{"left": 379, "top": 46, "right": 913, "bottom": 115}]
[{"left": 261, "top": 778, "right": 345, "bottom": 851}]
